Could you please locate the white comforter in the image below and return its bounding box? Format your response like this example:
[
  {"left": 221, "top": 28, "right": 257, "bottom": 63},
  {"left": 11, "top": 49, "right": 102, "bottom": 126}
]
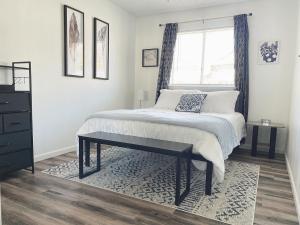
[{"left": 76, "top": 108, "right": 246, "bottom": 182}]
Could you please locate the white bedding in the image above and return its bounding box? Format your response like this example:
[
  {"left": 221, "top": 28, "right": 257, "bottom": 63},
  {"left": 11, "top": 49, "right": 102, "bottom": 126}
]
[{"left": 76, "top": 108, "right": 246, "bottom": 182}]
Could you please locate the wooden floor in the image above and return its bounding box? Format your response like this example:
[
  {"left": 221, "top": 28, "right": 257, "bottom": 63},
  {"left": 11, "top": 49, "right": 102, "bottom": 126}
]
[{"left": 1, "top": 148, "right": 299, "bottom": 225}]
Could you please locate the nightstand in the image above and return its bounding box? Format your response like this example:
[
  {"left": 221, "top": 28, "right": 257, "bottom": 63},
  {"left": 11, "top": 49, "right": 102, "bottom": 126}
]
[{"left": 247, "top": 121, "right": 285, "bottom": 159}]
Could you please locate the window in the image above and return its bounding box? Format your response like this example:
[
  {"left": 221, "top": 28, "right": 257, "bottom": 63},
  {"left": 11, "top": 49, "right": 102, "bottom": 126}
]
[{"left": 170, "top": 28, "right": 235, "bottom": 86}]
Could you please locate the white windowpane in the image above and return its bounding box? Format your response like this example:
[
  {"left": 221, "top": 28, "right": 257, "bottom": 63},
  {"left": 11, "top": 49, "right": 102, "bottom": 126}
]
[
  {"left": 171, "top": 32, "right": 203, "bottom": 84},
  {"left": 202, "top": 29, "right": 234, "bottom": 85},
  {"left": 170, "top": 28, "right": 234, "bottom": 86}
]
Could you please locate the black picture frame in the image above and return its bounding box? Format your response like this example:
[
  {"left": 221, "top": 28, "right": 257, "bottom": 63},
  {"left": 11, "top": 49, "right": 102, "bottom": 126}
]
[
  {"left": 93, "top": 18, "right": 109, "bottom": 80},
  {"left": 64, "top": 5, "right": 85, "bottom": 77},
  {"left": 142, "top": 48, "right": 159, "bottom": 67}
]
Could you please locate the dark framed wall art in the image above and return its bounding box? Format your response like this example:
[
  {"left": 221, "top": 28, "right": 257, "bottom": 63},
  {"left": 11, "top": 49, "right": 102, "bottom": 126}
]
[
  {"left": 94, "top": 18, "right": 109, "bottom": 80},
  {"left": 64, "top": 5, "right": 84, "bottom": 77},
  {"left": 142, "top": 48, "right": 159, "bottom": 67}
]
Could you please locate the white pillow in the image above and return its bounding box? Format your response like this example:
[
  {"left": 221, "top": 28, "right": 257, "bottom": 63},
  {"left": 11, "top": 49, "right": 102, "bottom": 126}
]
[
  {"left": 200, "top": 91, "right": 239, "bottom": 114},
  {"left": 154, "top": 89, "right": 201, "bottom": 110}
]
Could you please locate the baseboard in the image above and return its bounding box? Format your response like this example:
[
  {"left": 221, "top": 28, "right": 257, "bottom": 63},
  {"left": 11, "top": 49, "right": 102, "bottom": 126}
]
[
  {"left": 34, "top": 145, "right": 75, "bottom": 162},
  {"left": 285, "top": 155, "right": 300, "bottom": 223}
]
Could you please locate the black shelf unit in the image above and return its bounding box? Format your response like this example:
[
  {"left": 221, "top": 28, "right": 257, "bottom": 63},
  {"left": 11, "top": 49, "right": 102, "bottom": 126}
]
[
  {"left": 0, "top": 65, "right": 30, "bottom": 70},
  {"left": 0, "top": 61, "right": 34, "bottom": 178}
]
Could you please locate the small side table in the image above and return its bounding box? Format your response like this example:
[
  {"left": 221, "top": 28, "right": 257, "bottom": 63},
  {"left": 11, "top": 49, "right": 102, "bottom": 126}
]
[{"left": 247, "top": 121, "right": 285, "bottom": 159}]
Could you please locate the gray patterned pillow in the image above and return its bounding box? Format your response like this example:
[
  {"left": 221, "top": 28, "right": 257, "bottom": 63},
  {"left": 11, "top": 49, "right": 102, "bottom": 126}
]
[{"left": 175, "top": 94, "right": 207, "bottom": 113}]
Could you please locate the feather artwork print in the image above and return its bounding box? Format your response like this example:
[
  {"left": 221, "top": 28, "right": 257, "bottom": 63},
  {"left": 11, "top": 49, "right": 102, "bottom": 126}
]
[
  {"left": 69, "top": 12, "right": 80, "bottom": 62},
  {"left": 64, "top": 6, "right": 84, "bottom": 76},
  {"left": 94, "top": 18, "right": 109, "bottom": 79},
  {"left": 98, "top": 26, "right": 107, "bottom": 61}
]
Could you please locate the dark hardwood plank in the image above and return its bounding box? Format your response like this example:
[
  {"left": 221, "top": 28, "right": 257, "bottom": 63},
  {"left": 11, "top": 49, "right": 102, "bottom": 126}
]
[
  {"left": 1, "top": 148, "right": 299, "bottom": 225},
  {"left": 2, "top": 197, "right": 70, "bottom": 225}
]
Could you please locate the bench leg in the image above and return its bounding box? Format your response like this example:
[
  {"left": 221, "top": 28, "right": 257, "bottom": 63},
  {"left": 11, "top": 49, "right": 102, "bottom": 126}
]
[
  {"left": 85, "top": 140, "right": 90, "bottom": 167},
  {"left": 175, "top": 150, "right": 192, "bottom": 206},
  {"left": 205, "top": 161, "right": 213, "bottom": 195},
  {"left": 97, "top": 143, "right": 101, "bottom": 171},
  {"left": 175, "top": 156, "right": 181, "bottom": 206},
  {"left": 79, "top": 140, "right": 101, "bottom": 179},
  {"left": 186, "top": 150, "right": 191, "bottom": 193},
  {"left": 79, "top": 137, "right": 84, "bottom": 179}
]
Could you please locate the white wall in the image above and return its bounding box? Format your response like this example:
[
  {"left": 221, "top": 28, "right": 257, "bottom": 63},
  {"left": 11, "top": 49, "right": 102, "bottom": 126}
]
[
  {"left": 0, "top": 0, "right": 136, "bottom": 159},
  {"left": 287, "top": 0, "right": 300, "bottom": 220},
  {"left": 134, "top": 0, "right": 298, "bottom": 152}
]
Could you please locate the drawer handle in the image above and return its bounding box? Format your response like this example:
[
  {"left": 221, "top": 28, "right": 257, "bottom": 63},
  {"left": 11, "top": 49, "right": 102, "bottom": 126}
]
[
  {"left": 0, "top": 101, "right": 9, "bottom": 105},
  {"left": 10, "top": 122, "right": 21, "bottom": 126},
  {"left": 0, "top": 143, "right": 10, "bottom": 148}
]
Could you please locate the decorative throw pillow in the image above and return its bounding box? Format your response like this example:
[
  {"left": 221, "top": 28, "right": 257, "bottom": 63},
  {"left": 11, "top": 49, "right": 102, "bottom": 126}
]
[{"left": 175, "top": 94, "right": 207, "bottom": 113}]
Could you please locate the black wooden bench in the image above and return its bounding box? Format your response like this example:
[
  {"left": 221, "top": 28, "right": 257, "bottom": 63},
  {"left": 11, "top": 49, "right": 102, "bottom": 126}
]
[{"left": 78, "top": 132, "right": 213, "bottom": 206}]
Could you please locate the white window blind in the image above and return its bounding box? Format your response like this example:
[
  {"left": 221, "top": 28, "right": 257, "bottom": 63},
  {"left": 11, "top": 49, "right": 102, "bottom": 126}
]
[{"left": 171, "top": 28, "right": 235, "bottom": 86}]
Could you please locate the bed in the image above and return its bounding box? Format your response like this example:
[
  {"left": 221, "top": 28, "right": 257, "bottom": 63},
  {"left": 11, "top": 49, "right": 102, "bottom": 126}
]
[{"left": 76, "top": 90, "right": 246, "bottom": 182}]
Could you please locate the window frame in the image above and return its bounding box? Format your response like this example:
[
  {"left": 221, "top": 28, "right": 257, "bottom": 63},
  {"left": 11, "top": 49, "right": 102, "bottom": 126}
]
[{"left": 170, "top": 26, "right": 235, "bottom": 89}]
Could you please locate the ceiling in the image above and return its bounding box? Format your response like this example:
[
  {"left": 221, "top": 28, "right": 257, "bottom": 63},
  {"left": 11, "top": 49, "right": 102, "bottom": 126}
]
[{"left": 110, "top": 0, "right": 251, "bottom": 16}]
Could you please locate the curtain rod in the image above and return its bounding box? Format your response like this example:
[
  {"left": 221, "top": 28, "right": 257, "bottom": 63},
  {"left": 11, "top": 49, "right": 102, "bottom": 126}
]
[{"left": 159, "top": 13, "right": 252, "bottom": 27}]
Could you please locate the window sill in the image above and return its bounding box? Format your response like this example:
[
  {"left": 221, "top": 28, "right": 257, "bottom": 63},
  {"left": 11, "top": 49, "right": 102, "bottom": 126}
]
[{"left": 169, "top": 84, "right": 236, "bottom": 91}]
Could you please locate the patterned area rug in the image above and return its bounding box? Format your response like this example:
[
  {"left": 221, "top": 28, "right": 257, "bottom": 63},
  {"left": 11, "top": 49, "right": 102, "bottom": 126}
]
[{"left": 43, "top": 147, "right": 259, "bottom": 225}]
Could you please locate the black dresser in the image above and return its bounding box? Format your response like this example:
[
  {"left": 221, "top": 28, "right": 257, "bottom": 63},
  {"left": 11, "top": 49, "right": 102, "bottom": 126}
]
[{"left": 0, "top": 62, "right": 34, "bottom": 178}]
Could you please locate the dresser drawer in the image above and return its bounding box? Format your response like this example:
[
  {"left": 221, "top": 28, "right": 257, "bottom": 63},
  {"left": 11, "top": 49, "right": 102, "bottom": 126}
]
[
  {"left": 0, "top": 93, "right": 30, "bottom": 113},
  {"left": 0, "top": 131, "right": 32, "bottom": 154},
  {"left": 0, "top": 149, "right": 32, "bottom": 176},
  {"left": 3, "top": 112, "right": 31, "bottom": 133}
]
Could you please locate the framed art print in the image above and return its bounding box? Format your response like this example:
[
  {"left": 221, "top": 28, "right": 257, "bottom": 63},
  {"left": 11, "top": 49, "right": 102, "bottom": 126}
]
[
  {"left": 142, "top": 48, "right": 159, "bottom": 67},
  {"left": 258, "top": 40, "right": 280, "bottom": 64},
  {"left": 94, "top": 18, "right": 109, "bottom": 80},
  {"left": 64, "top": 5, "right": 84, "bottom": 77}
]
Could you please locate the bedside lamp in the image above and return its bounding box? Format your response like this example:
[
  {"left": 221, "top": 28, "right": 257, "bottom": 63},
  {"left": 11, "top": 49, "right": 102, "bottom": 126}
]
[{"left": 137, "top": 90, "right": 148, "bottom": 108}]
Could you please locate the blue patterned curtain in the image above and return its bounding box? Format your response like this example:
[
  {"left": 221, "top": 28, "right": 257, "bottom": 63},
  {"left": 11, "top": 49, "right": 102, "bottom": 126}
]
[
  {"left": 234, "top": 14, "right": 249, "bottom": 121},
  {"left": 155, "top": 23, "right": 178, "bottom": 101}
]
